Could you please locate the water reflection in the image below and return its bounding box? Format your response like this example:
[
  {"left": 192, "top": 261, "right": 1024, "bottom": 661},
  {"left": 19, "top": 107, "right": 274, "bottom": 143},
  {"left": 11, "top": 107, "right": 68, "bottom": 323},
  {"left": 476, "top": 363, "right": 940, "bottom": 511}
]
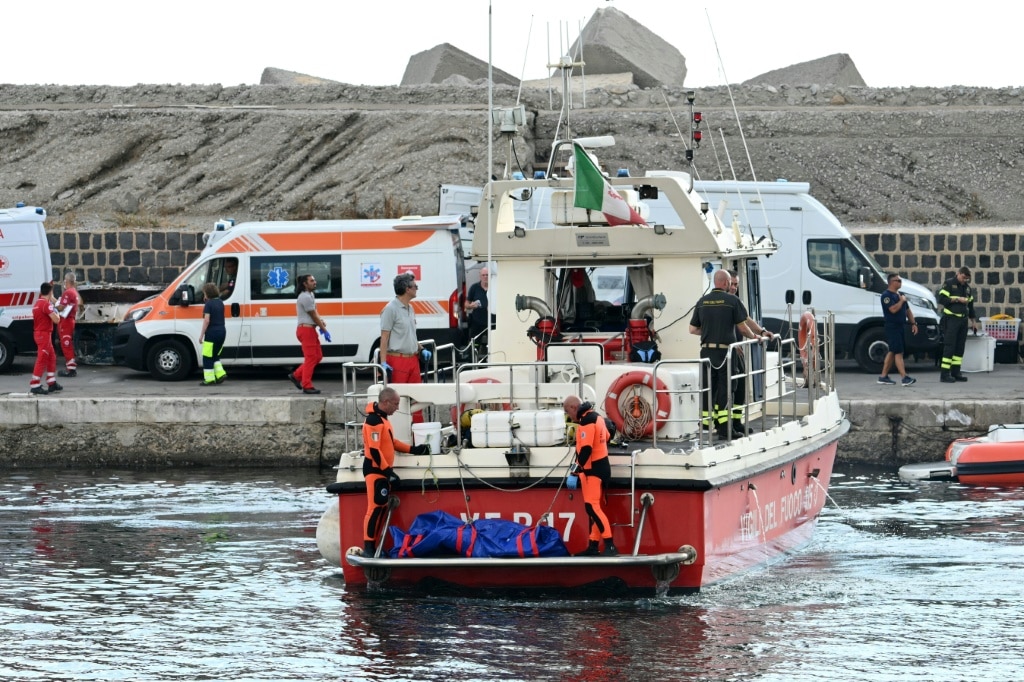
[
  {"left": 1, "top": 465, "right": 1022, "bottom": 681},
  {"left": 337, "top": 593, "right": 736, "bottom": 682}
]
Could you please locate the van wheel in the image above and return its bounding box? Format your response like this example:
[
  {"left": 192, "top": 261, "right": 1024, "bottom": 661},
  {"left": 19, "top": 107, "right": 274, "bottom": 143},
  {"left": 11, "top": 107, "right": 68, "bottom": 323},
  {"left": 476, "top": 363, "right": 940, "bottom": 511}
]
[
  {"left": 853, "top": 327, "right": 888, "bottom": 374},
  {"left": 0, "top": 334, "right": 14, "bottom": 372},
  {"left": 147, "top": 339, "right": 192, "bottom": 381}
]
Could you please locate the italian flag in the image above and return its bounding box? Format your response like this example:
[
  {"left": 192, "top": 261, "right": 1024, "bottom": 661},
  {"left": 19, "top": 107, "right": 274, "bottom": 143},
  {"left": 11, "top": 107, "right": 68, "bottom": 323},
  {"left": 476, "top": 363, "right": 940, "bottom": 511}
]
[{"left": 572, "top": 142, "right": 647, "bottom": 226}]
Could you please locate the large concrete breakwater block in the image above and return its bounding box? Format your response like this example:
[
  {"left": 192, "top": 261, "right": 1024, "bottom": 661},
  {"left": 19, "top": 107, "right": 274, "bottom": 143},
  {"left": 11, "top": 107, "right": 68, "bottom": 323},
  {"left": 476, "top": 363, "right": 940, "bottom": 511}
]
[{"left": 0, "top": 397, "right": 332, "bottom": 468}]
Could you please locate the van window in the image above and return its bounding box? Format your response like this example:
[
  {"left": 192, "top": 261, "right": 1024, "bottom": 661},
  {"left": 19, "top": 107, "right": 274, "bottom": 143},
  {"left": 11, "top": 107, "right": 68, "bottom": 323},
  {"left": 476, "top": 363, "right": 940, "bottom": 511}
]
[
  {"left": 807, "top": 240, "right": 866, "bottom": 287},
  {"left": 251, "top": 255, "right": 342, "bottom": 300}
]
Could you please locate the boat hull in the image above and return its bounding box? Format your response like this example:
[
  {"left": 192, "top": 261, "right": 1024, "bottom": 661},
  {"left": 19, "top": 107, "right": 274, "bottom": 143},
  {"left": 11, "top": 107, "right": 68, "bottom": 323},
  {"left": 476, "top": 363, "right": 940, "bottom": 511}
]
[
  {"left": 316, "top": 441, "right": 838, "bottom": 594},
  {"left": 902, "top": 426, "right": 1024, "bottom": 486},
  {"left": 955, "top": 442, "right": 1024, "bottom": 486}
]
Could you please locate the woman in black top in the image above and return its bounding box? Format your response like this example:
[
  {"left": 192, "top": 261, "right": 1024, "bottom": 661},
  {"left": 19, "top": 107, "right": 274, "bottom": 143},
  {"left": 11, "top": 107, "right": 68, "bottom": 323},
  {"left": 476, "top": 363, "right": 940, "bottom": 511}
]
[{"left": 199, "top": 282, "right": 227, "bottom": 385}]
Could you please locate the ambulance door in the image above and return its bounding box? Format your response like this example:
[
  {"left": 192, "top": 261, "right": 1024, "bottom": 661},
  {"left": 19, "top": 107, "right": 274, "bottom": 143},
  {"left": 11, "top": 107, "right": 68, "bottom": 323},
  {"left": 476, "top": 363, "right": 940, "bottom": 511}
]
[{"left": 177, "top": 257, "right": 244, "bottom": 362}]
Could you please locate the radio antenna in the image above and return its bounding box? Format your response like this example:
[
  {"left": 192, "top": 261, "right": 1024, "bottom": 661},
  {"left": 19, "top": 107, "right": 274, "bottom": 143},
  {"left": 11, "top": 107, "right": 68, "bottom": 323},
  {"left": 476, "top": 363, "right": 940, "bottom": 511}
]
[{"left": 704, "top": 8, "right": 774, "bottom": 244}]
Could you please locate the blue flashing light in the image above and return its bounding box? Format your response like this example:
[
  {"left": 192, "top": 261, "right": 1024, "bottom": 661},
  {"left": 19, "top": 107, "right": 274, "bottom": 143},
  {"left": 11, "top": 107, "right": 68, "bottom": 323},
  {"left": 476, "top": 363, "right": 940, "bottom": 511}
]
[
  {"left": 35, "top": 207, "right": 44, "bottom": 215},
  {"left": 16, "top": 202, "right": 25, "bottom": 208},
  {"left": 533, "top": 171, "right": 546, "bottom": 180},
  {"left": 512, "top": 171, "right": 525, "bottom": 180},
  {"left": 616, "top": 168, "right": 630, "bottom": 177}
]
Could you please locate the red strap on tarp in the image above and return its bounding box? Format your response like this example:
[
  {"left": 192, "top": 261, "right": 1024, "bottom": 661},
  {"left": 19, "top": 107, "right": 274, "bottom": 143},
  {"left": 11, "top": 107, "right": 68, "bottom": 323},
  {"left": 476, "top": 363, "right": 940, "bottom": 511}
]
[
  {"left": 398, "top": 533, "right": 422, "bottom": 558},
  {"left": 455, "top": 524, "right": 477, "bottom": 557},
  {"left": 516, "top": 527, "right": 540, "bottom": 557}
]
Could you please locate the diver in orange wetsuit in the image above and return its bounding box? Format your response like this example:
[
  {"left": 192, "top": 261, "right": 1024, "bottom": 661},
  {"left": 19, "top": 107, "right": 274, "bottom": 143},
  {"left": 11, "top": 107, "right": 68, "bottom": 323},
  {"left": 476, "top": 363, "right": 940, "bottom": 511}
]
[
  {"left": 362, "top": 386, "right": 429, "bottom": 554},
  {"left": 563, "top": 395, "right": 618, "bottom": 557}
]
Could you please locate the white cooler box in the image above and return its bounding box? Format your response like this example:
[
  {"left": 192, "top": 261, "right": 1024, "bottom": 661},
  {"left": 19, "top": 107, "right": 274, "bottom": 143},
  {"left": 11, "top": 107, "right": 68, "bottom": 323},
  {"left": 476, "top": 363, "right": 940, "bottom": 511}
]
[
  {"left": 470, "top": 409, "right": 566, "bottom": 447},
  {"left": 962, "top": 334, "right": 996, "bottom": 372}
]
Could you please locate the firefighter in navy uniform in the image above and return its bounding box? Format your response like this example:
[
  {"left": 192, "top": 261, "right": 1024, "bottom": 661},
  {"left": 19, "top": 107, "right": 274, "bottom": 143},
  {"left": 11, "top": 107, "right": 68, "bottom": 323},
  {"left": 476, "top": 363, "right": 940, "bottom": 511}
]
[
  {"left": 937, "top": 266, "right": 977, "bottom": 383},
  {"left": 689, "top": 269, "right": 761, "bottom": 440},
  {"left": 361, "top": 386, "right": 429, "bottom": 555}
]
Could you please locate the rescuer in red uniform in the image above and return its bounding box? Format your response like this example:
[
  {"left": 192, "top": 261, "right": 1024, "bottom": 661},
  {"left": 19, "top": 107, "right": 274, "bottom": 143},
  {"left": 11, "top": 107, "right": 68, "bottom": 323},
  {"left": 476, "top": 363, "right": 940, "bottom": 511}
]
[
  {"left": 56, "top": 272, "right": 80, "bottom": 377},
  {"left": 29, "top": 281, "right": 61, "bottom": 395}
]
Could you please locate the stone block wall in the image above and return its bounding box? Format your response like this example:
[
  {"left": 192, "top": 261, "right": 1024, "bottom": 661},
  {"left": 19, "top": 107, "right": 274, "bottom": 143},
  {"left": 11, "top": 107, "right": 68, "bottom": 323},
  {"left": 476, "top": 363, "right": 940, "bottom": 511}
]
[
  {"left": 852, "top": 227, "right": 1024, "bottom": 319},
  {"left": 47, "top": 229, "right": 203, "bottom": 285},
  {"left": 44, "top": 225, "right": 1024, "bottom": 322}
]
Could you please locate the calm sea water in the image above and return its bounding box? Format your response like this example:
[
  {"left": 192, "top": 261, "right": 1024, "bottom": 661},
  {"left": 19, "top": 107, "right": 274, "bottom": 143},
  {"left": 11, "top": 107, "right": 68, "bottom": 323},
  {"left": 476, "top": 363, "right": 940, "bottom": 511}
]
[{"left": 1, "top": 464, "right": 1021, "bottom": 682}]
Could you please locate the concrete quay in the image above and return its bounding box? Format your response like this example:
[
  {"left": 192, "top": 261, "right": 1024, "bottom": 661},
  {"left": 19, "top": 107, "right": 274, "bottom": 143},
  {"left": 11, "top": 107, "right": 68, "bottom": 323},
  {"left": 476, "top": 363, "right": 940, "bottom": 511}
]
[{"left": 1, "top": 359, "right": 1022, "bottom": 470}]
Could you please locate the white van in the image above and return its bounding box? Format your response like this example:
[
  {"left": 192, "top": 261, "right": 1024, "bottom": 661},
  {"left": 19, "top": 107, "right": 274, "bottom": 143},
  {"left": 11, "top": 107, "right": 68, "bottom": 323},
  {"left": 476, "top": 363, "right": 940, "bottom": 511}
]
[
  {"left": 440, "top": 178, "right": 941, "bottom": 373},
  {"left": 683, "top": 178, "right": 941, "bottom": 372},
  {"left": 0, "top": 204, "right": 51, "bottom": 372},
  {"left": 113, "top": 215, "right": 467, "bottom": 380}
]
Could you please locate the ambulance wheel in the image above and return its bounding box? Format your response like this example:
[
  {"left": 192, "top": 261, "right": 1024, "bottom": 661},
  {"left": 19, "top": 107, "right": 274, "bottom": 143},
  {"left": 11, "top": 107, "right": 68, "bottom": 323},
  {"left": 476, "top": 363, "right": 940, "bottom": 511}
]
[
  {"left": 0, "top": 334, "right": 14, "bottom": 372},
  {"left": 147, "top": 338, "right": 192, "bottom": 381}
]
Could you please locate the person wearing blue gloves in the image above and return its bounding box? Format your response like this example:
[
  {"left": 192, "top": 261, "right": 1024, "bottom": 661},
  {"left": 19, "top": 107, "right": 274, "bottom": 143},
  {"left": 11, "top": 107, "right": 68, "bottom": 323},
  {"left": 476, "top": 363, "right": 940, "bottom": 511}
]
[{"left": 288, "top": 274, "right": 328, "bottom": 394}]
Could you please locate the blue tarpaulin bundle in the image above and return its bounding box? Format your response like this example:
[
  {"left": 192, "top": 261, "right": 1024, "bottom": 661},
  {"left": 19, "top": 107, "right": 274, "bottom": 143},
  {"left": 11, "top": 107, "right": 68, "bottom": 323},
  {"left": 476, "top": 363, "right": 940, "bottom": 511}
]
[{"left": 388, "top": 510, "right": 570, "bottom": 558}]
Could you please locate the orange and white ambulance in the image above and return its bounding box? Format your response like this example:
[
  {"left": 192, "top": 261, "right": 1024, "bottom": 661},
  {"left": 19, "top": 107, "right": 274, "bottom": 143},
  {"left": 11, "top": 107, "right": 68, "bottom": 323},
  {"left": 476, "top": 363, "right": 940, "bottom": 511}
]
[{"left": 113, "top": 215, "right": 467, "bottom": 380}]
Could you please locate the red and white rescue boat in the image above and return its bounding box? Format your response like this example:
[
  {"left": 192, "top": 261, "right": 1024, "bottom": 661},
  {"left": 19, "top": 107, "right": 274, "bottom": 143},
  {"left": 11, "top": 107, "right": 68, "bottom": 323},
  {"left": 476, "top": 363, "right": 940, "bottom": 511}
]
[
  {"left": 899, "top": 424, "right": 1024, "bottom": 487},
  {"left": 316, "top": 93, "right": 849, "bottom": 595}
]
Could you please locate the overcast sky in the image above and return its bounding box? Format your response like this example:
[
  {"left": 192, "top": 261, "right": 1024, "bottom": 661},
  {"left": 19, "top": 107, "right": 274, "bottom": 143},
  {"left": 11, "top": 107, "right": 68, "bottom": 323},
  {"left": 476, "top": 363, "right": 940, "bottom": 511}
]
[{"left": 5, "top": 0, "right": 1019, "bottom": 89}]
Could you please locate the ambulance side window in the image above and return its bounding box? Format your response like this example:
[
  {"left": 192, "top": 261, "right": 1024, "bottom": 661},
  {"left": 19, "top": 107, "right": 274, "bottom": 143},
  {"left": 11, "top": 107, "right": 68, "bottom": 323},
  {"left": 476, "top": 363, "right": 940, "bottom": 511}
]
[{"left": 250, "top": 255, "right": 341, "bottom": 300}]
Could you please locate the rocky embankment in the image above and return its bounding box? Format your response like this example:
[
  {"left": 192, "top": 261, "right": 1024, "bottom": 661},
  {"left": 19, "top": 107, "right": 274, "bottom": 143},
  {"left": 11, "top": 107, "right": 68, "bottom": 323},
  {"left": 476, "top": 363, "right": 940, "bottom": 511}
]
[{"left": 1, "top": 82, "right": 1023, "bottom": 229}]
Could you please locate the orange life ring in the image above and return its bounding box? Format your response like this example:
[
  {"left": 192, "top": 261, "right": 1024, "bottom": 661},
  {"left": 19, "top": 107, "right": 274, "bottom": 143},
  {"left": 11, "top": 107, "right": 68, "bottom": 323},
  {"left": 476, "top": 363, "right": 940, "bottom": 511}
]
[
  {"left": 603, "top": 370, "right": 671, "bottom": 438},
  {"left": 451, "top": 377, "right": 512, "bottom": 425},
  {"left": 798, "top": 311, "right": 817, "bottom": 365}
]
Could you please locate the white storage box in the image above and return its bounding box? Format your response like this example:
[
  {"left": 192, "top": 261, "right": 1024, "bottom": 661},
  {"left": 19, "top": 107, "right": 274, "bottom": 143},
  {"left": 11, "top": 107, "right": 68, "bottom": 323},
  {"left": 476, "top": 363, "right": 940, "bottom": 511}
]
[
  {"left": 962, "top": 334, "right": 996, "bottom": 372},
  {"left": 470, "top": 409, "right": 566, "bottom": 447}
]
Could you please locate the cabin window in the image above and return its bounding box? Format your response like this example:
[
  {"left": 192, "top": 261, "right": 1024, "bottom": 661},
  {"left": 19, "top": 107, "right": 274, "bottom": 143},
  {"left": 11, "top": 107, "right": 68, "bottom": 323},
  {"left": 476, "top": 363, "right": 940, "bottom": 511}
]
[
  {"left": 250, "top": 255, "right": 342, "bottom": 300},
  {"left": 555, "top": 265, "right": 635, "bottom": 332}
]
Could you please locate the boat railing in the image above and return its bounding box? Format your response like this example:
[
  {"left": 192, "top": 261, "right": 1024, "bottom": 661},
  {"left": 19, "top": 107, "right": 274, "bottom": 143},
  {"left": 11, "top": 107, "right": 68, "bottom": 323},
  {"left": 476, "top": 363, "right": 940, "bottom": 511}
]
[
  {"left": 338, "top": 314, "right": 838, "bottom": 458},
  {"left": 372, "top": 340, "right": 461, "bottom": 386},
  {"left": 339, "top": 352, "right": 464, "bottom": 453},
  {"left": 415, "top": 339, "right": 461, "bottom": 384},
  {"left": 626, "top": 358, "right": 711, "bottom": 447},
  {"left": 340, "top": 360, "right": 383, "bottom": 455},
  {"left": 722, "top": 337, "right": 795, "bottom": 442},
  {"left": 453, "top": 361, "right": 588, "bottom": 411},
  {"left": 795, "top": 311, "right": 836, "bottom": 400},
  {"left": 644, "top": 314, "right": 837, "bottom": 447},
  {"left": 467, "top": 328, "right": 489, "bottom": 364}
]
